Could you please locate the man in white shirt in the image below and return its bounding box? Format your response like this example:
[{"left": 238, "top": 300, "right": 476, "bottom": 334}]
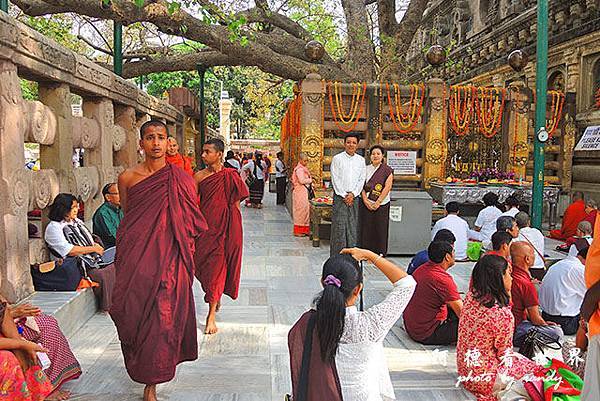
[
  {"left": 539, "top": 247, "right": 588, "bottom": 335},
  {"left": 431, "top": 202, "right": 469, "bottom": 261},
  {"left": 330, "top": 133, "right": 366, "bottom": 256},
  {"left": 274, "top": 151, "right": 287, "bottom": 205},
  {"left": 500, "top": 195, "right": 520, "bottom": 218},
  {"left": 568, "top": 221, "right": 593, "bottom": 257},
  {"left": 470, "top": 192, "right": 502, "bottom": 243},
  {"left": 514, "top": 211, "right": 545, "bottom": 269}
]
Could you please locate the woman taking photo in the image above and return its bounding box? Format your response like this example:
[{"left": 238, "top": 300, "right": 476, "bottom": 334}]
[
  {"left": 288, "top": 248, "right": 416, "bottom": 401},
  {"left": 457, "top": 255, "right": 541, "bottom": 401},
  {"left": 360, "top": 145, "right": 394, "bottom": 256},
  {"left": 44, "top": 193, "right": 116, "bottom": 311},
  {"left": 291, "top": 152, "right": 313, "bottom": 237}
]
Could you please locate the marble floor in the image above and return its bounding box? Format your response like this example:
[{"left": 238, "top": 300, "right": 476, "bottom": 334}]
[{"left": 64, "top": 192, "right": 478, "bottom": 401}]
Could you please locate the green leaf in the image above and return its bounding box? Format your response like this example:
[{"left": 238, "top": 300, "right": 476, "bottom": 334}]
[
  {"left": 168, "top": 2, "right": 181, "bottom": 15},
  {"left": 135, "top": 0, "right": 144, "bottom": 7}
]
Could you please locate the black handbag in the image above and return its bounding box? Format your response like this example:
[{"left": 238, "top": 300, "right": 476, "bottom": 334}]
[
  {"left": 305, "top": 184, "right": 315, "bottom": 201},
  {"left": 286, "top": 312, "right": 317, "bottom": 401},
  {"left": 245, "top": 163, "right": 258, "bottom": 187},
  {"left": 518, "top": 326, "right": 562, "bottom": 360},
  {"left": 31, "top": 255, "right": 82, "bottom": 291}
]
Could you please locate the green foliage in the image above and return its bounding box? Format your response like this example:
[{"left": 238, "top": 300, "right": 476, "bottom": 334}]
[
  {"left": 20, "top": 80, "right": 38, "bottom": 101},
  {"left": 21, "top": 15, "right": 89, "bottom": 55}
]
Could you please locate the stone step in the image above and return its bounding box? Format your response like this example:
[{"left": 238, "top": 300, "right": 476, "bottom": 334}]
[{"left": 20, "top": 289, "right": 97, "bottom": 339}]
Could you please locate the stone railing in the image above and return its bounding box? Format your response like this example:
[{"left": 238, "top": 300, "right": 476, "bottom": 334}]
[{"left": 0, "top": 11, "right": 184, "bottom": 301}]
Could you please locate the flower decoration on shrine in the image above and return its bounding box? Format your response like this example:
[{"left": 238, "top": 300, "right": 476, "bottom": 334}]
[
  {"left": 448, "top": 85, "right": 476, "bottom": 136},
  {"left": 475, "top": 87, "right": 506, "bottom": 138},
  {"left": 384, "top": 83, "right": 426, "bottom": 134},
  {"left": 595, "top": 87, "right": 600, "bottom": 109},
  {"left": 327, "top": 81, "right": 367, "bottom": 133},
  {"left": 546, "top": 90, "right": 565, "bottom": 137},
  {"left": 280, "top": 94, "right": 302, "bottom": 167}
]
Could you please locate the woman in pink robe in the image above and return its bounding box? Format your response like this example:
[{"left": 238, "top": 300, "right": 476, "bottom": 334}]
[{"left": 292, "top": 153, "right": 312, "bottom": 236}]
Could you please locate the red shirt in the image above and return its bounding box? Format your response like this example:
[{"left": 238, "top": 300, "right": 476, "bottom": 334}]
[
  {"left": 510, "top": 265, "right": 538, "bottom": 327},
  {"left": 403, "top": 261, "right": 461, "bottom": 341}
]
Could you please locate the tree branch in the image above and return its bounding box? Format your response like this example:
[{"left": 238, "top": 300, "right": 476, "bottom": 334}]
[{"left": 11, "top": 0, "right": 70, "bottom": 16}]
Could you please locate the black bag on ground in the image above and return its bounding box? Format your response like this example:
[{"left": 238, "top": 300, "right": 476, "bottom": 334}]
[
  {"left": 518, "top": 326, "right": 562, "bottom": 360},
  {"left": 31, "top": 256, "right": 82, "bottom": 291}
]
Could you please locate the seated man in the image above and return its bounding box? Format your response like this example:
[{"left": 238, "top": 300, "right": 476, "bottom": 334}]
[
  {"left": 510, "top": 242, "right": 564, "bottom": 347},
  {"left": 404, "top": 241, "right": 462, "bottom": 345},
  {"left": 166, "top": 137, "right": 194, "bottom": 175},
  {"left": 584, "top": 199, "right": 597, "bottom": 233},
  {"left": 486, "top": 231, "right": 512, "bottom": 263},
  {"left": 500, "top": 195, "right": 520, "bottom": 217},
  {"left": 566, "top": 221, "right": 593, "bottom": 257},
  {"left": 550, "top": 191, "right": 586, "bottom": 240},
  {"left": 539, "top": 247, "right": 588, "bottom": 335},
  {"left": 515, "top": 211, "right": 545, "bottom": 270},
  {"left": 470, "top": 192, "right": 502, "bottom": 243},
  {"left": 483, "top": 215, "right": 519, "bottom": 251},
  {"left": 408, "top": 229, "right": 455, "bottom": 275},
  {"left": 431, "top": 202, "right": 469, "bottom": 261},
  {"left": 92, "top": 182, "right": 123, "bottom": 248}
]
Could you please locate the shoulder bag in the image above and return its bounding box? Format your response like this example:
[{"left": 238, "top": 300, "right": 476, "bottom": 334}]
[
  {"left": 518, "top": 326, "right": 562, "bottom": 361},
  {"left": 286, "top": 312, "right": 317, "bottom": 401},
  {"left": 245, "top": 162, "right": 258, "bottom": 187}
]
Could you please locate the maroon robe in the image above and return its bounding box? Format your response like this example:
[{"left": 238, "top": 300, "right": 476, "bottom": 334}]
[
  {"left": 110, "top": 164, "right": 207, "bottom": 385},
  {"left": 194, "top": 168, "right": 248, "bottom": 303}
]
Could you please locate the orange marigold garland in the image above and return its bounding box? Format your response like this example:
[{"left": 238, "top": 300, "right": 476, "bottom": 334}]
[
  {"left": 385, "top": 83, "right": 425, "bottom": 134},
  {"left": 546, "top": 90, "right": 565, "bottom": 138},
  {"left": 448, "top": 85, "right": 475, "bottom": 137},
  {"left": 327, "top": 81, "right": 367, "bottom": 133},
  {"left": 475, "top": 87, "right": 506, "bottom": 138}
]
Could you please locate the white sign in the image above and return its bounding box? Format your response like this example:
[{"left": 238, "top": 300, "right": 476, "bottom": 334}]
[
  {"left": 387, "top": 151, "right": 417, "bottom": 175},
  {"left": 575, "top": 126, "right": 600, "bottom": 151},
  {"left": 389, "top": 206, "right": 403, "bottom": 222}
]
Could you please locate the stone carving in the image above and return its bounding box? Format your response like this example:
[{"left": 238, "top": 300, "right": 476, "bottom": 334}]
[
  {"left": 18, "top": 29, "right": 75, "bottom": 73},
  {"left": 113, "top": 78, "right": 138, "bottom": 99},
  {"left": 29, "top": 239, "right": 50, "bottom": 266},
  {"left": 7, "top": 169, "right": 31, "bottom": 216},
  {"left": 113, "top": 125, "right": 126, "bottom": 151},
  {"left": 0, "top": 14, "right": 18, "bottom": 47},
  {"left": 29, "top": 169, "right": 59, "bottom": 211},
  {"left": 509, "top": 141, "right": 530, "bottom": 166},
  {"left": 24, "top": 101, "right": 57, "bottom": 145},
  {"left": 302, "top": 121, "right": 324, "bottom": 185},
  {"left": 425, "top": 139, "right": 448, "bottom": 164},
  {"left": 71, "top": 167, "right": 99, "bottom": 202},
  {"left": 72, "top": 117, "right": 101, "bottom": 149},
  {"left": 99, "top": 166, "right": 118, "bottom": 189},
  {"left": 429, "top": 183, "right": 560, "bottom": 205},
  {"left": 0, "top": 65, "right": 22, "bottom": 105},
  {"left": 75, "top": 57, "right": 111, "bottom": 89}
]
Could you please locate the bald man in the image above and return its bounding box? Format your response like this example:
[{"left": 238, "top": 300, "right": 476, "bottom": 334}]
[
  {"left": 166, "top": 137, "right": 193, "bottom": 176},
  {"left": 510, "top": 241, "right": 564, "bottom": 347}
]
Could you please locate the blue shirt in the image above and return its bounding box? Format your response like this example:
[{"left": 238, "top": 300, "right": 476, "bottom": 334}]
[{"left": 408, "top": 249, "right": 429, "bottom": 275}]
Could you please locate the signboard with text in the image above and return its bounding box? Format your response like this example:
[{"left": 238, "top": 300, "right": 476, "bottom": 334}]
[
  {"left": 387, "top": 151, "right": 417, "bottom": 175},
  {"left": 575, "top": 126, "right": 600, "bottom": 151}
]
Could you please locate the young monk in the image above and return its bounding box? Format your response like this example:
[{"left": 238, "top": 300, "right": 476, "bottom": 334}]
[
  {"left": 166, "top": 137, "right": 194, "bottom": 175},
  {"left": 110, "top": 120, "right": 208, "bottom": 401},
  {"left": 194, "top": 138, "right": 249, "bottom": 334}
]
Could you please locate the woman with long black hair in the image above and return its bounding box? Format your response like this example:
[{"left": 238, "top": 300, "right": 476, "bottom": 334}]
[{"left": 288, "top": 248, "right": 416, "bottom": 401}]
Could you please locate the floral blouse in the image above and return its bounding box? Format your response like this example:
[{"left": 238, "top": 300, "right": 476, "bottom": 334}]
[{"left": 456, "top": 293, "right": 540, "bottom": 401}]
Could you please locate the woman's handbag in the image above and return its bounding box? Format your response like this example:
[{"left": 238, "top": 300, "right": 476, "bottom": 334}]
[
  {"left": 31, "top": 256, "right": 82, "bottom": 291},
  {"left": 305, "top": 184, "right": 315, "bottom": 201},
  {"left": 285, "top": 313, "right": 317, "bottom": 401},
  {"left": 518, "top": 327, "right": 562, "bottom": 361},
  {"left": 245, "top": 163, "right": 258, "bottom": 187}
]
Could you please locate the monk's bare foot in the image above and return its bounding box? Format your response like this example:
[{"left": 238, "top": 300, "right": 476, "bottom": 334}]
[
  {"left": 205, "top": 314, "right": 219, "bottom": 335},
  {"left": 46, "top": 389, "right": 71, "bottom": 400},
  {"left": 143, "top": 384, "right": 157, "bottom": 401}
]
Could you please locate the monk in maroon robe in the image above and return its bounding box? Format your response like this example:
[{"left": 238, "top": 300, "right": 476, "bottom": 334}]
[
  {"left": 111, "top": 120, "right": 207, "bottom": 401},
  {"left": 194, "top": 138, "right": 248, "bottom": 334}
]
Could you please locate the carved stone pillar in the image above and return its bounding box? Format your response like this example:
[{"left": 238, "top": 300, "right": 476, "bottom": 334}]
[
  {"left": 560, "top": 93, "right": 576, "bottom": 190},
  {"left": 300, "top": 73, "right": 326, "bottom": 187},
  {"left": 422, "top": 79, "right": 448, "bottom": 188},
  {"left": 219, "top": 98, "right": 233, "bottom": 151},
  {"left": 39, "top": 83, "right": 74, "bottom": 192},
  {"left": 82, "top": 98, "right": 113, "bottom": 221},
  {"left": 506, "top": 87, "right": 531, "bottom": 179},
  {"left": 0, "top": 60, "right": 33, "bottom": 301},
  {"left": 114, "top": 105, "right": 137, "bottom": 169}
]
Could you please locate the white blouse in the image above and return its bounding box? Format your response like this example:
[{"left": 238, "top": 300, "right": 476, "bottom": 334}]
[{"left": 335, "top": 275, "right": 416, "bottom": 401}]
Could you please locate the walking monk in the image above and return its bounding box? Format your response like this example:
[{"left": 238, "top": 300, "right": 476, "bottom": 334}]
[
  {"left": 194, "top": 138, "right": 249, "bottom": 334},
  {"left": 110, "top": 120, "right": 207, "bottom": 401}
]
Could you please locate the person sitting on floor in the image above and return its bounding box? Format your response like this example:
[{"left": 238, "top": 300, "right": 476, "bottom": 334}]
[
  {"left": 404, "top": 241, "right": 462, "bottom": 345},
  {"left": 509, "top": 242, "right": 564, "bottom": 347},
  {"left": 500, "top": 195, "right": 520, "bottom": 218},
  {"left": 470, "top": 192, "right": 502, "bottom": 244},
  {"left": 431, "top": 202, "right": 469, "bottom": 262},
  {"left": 92, "top": 182, "right": 123, "bottom": 249},
  {"left": 45, "top": 193, "right": 116, "bottom": 312},
  {"left": 584, "top": 199, "right": 597, "bottom": 233},
  {"left": 486, "top": 231, "right": 512, "bottom": 263},
  {"left": 2, "top": 297, "right": 81, "bottom": 400},
  {"left": 515, "top": 211, "right": 545, "bottom": 270},
  {"left": 539, "top": 247, "right": 588, "bottom": 335},
  {"left": 550, "top": 191, "right": 586, "bottom": 241},
  {"left": 567, "top": 221, "right": 593, "bottom": 257},
  {"left": 457, "top": 255, "right": 541, "bottom": 401},
  {"left": 408, "top": 229, "right": 455, "bottom": 275},
  {"left": 483, "top": 215, "right": 519, "bottom": 251}
]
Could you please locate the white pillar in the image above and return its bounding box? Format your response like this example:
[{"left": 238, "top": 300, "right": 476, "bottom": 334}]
[{"left": 219, "top": 98, "right": 232, "bottom": 151}]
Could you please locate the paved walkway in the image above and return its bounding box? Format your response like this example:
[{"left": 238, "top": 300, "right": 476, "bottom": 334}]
[{"left": 64, "top": 192, "right": 475, "bottom": 400}]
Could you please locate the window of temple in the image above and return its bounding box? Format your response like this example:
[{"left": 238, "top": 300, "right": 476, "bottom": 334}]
[{"left": 548, "top": 71, "right": 565, "bottom": 92}]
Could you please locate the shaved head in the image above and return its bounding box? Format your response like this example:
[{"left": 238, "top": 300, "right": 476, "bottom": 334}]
[
  {"left": 166, "top": 137, "right": 179, "bottom": 156},
  {"left": 510, "top": 241, "right": 535, "bottom": 270},
  {"left": 573, "top": 191, "right": 584, "bottom": 201}
]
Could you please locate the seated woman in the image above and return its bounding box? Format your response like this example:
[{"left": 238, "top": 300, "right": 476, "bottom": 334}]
[
  {"left": 44, "top": 193, "right": 115, "bottom": 312},
  {"left": 0, "top": 301, "right": 53, "bottom": 401},
  {"left": 288, "top": 248, "right": 416, "bottom": 401},
  {"left": 457, "top": 255, "right": 541, "bottom": 401},
  {"left": 6, "top": 301, "right": 81, "bottom": 400}
]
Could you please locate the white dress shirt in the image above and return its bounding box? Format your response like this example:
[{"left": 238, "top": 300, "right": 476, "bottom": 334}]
[
  {"left": 336, "top": 276, "right": 416, "bottom": 401},
  {"left": 473, "top": 206, "right": 502, "bottom": 243},
  {"left": 365, "top": 164, "right": 391, "bottom": 205},
  {"left": 275, "top": 160, "right": 286, "bottom": 178},
  {"left": 501, "top": 207, "right": 520, "bottom": 218},
  {"left": 516, "top": 226, "right": 546, "bottom": 269},
  {"left": 330, "top": 151, "right": 366, "bottom": 198},
  {"left": 431, "top": 214, "right": 470, "bottom": 260},
  {"left": 568, "top": 237, "right": 593, "bottom": 257},
  {"left": 539, "top": 256, "right": 587, "bottom": 316}
]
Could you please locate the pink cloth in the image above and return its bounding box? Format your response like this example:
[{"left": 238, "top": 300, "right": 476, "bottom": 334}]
[
  {"left": 292, "top": 163, "right": 312, "bottom": 228},
  {"left": 457, "top": 293, "right": 539, "bottom": 401}
]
